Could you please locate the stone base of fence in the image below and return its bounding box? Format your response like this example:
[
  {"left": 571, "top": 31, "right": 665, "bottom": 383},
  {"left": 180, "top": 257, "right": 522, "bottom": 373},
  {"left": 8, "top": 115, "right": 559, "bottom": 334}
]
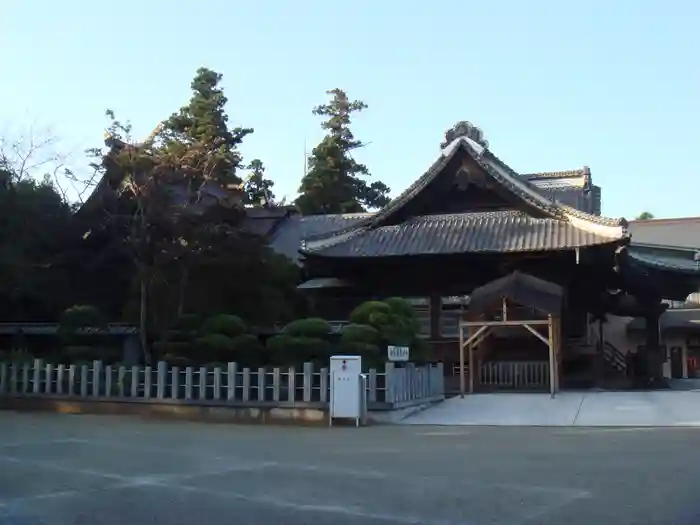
[{"left": 0, "top": 395, "right": 331, "bottom": 426}]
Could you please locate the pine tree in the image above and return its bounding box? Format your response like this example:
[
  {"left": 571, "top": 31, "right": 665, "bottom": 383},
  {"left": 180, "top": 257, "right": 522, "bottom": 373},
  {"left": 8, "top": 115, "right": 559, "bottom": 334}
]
[
  {"left": 295, "top": 89, "right": 390, "bottom": 215},
  {"left": 243, "top": 159, "right": 275, "bottom": 207},
  {"left": 161, "top": 67, "right": 253, "bottom": 187}
]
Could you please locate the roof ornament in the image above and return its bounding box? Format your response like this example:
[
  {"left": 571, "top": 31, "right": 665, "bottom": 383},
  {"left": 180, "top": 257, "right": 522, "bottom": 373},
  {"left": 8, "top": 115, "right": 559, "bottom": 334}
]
[{"left": 440, "top": 121, "right": 489, "bottom": 150}]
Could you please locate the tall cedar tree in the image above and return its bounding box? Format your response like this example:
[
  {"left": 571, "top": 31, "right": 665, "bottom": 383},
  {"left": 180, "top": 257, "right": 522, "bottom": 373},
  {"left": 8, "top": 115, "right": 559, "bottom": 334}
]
[
  {"left": 295, "top": 89, "right": 390, "bottom": 215},
  {"left": 243, "top": 159, "right": 276, "bottom": 207},
  {"left": 157, "top": 68, "right": 254, "bottom": 317}
]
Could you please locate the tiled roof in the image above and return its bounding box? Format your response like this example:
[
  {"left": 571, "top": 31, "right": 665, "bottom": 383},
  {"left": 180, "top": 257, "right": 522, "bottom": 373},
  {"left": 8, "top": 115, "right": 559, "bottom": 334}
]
[
  {"left": 304, "top": 210, "right": 623, "bottom": 258},
  {"left": 266, "top": 213, "right": 370, "bottom": 263},
  {"left": 627, "top": 246, "right": 700, "bottom": 275},
  {"left": 305, "top": 139, "right": 623, "bottom": 250},
  {"left": 523, "top": 169, "right": 588, "bottom": 180}
]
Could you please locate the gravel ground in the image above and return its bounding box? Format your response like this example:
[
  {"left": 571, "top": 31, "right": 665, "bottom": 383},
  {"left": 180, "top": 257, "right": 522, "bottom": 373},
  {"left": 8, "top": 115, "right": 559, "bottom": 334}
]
[{"left": 2, "top": 412, "right": 700, "bottom": 525}]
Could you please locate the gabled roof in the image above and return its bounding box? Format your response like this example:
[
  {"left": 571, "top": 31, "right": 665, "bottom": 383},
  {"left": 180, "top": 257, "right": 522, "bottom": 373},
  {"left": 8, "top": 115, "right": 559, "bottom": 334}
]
[
  {"left": 469, "top": 271, "right": 564, "bottom": 315},
  {"left": 301, "top": 125, "right": 627, "bottom": 258}
]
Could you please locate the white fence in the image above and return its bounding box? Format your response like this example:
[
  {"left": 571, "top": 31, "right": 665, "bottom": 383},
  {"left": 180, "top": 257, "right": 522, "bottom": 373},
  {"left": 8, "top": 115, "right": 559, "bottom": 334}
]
[{"left": 0, "top": 360, "right": 444, "bottom": 410}]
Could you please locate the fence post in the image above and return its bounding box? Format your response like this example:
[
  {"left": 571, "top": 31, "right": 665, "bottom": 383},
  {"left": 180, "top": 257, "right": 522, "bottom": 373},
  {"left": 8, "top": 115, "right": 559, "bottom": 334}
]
[
  {"left": 287, "top": 366, "right": 296, "bottom": 402},
  {"left": 302, "top": 362, "right": 313, "bottom": 402},
  {"left": 242, "top": 368, "right": 251, "bottom": 401},
  {"left": 171, "top": 366, "right": 180, "bottom": 400},
  {"left": 272, "top": 367, "right": 281, "bottom": 402},
  {"left": 44, "top": 363, "right": 53, "bottom": 395},
  {"left": 32, "top": 359, "right": 43, "bottom": 394},
  {"left": 21, "top": 362, "right": 30, "bottom": 394},
  {"left": 198, "top": 367, "right": 207, "bottom": 401},
  {"left": 117, "top": 366, "right": 126, "bottom": 397},
  {"left": 0, "top": 362, "right": 7, "bottom": 395},
  {"left": 130, "top": 366, "right": 140, "bottom": 398},
  {"left": 92, "top": 360, "right": 102, "bottom": 397},
  {"left": 10, "top": 364, "right": 18, "bottom": 394},
  {"left": 67, "top": 365, "right": 76, "bottom": 396},
  {"left": 320, "top": 367, "right": 329, "bottom": 403},
  {"left": 143, "top": 365, "right": 152, "bottom": 399},
  {"left": 56, "top": 365, "right": 65, "bottom": 395},
  {"left": 368, "top": 368, "right": 377, "bottom": 403},
  {"left": 156, "top": 362, "right": 167, "bottom": 399},
  {"left": 257, "top": 367, "right": 266, "bottom": 402},
  {"left": 213, "top": 366, "right": 222, "bottom": 401},
  {"left": 185, "top": 367, "right": 194, "bottom": 400},
  {"left": 384, "top": 362, "right": 395, "bottom": 405},
  {"left": 227, "top": 363, "right": 237, "bottom": 401},
  {"left": 80, "top": 364, "right": 89, "bottom": 397},
  {"left": 104, "top": 365, "right": 112, "bottom": 397}
]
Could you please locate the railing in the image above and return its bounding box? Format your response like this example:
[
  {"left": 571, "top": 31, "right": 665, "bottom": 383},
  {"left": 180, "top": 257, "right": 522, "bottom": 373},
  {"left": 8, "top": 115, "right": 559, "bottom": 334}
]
[
  {"left": 0, "top": 360, "right": 444, "bottom": 411},
  {"left": 602, "top": 342, "right": 626, "bottom": 373},
  {"left": 479, "top": 361, "right": 549, "bottom": 390},
  {"left": 451, "top": 361, "right": 549, "bottom": 390}
]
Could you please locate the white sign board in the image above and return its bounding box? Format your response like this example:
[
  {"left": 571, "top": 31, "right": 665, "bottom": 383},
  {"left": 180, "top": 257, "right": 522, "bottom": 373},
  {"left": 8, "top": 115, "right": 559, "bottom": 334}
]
[
  {"left": 387, "top": 345, "right": 410, "bottom": 362},
  {"left": 329, "top": 355, "right": 362, "bottom": 425}
]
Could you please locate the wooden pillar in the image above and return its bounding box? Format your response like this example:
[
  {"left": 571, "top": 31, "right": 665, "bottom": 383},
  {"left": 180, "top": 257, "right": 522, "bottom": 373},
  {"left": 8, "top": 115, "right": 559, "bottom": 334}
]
[
  {"left": 468, "top": 324, "right": 475, "bottom": 394},
  {"left": 547, "top": 314, "right": 555, "bottom": 397},
  {"left": 459, "top": 321, "right": 466, "bottom": 398}
]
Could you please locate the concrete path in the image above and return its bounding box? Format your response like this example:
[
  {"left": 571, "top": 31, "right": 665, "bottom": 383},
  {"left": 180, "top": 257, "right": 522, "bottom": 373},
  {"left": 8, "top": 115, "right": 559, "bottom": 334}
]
[{"left": 400, "top": 391, "right": 700, "bottom": 426}]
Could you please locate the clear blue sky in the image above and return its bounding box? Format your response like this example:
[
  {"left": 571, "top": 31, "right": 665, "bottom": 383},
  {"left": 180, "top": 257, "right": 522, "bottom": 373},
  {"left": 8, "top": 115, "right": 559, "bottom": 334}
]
[{"left": 2, "top": 0, "right": 698, "bottom": 219}]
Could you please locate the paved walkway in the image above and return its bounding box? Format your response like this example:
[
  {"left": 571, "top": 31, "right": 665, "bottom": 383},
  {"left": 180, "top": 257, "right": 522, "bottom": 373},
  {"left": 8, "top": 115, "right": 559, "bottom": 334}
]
[{"left": 400, "top": 391, "right": 700, "bottom": 426}]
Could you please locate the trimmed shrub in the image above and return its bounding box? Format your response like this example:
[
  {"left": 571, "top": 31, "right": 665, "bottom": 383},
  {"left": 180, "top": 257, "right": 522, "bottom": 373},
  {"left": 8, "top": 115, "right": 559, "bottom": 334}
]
[
  {"left": 200, "top": 314, "right": 247, "bottom": 338},
  {"left": 230, "top": 334, "right": 265, "bottom": 366},
  {"left": 195, "top": 333, "right": 235, "bottom": 363},
  {"left": 266, "top": 333, "right": 333, "bottom": 365},
  {"left": 281, "top": 318, "right": 332, "bottom": 338}
]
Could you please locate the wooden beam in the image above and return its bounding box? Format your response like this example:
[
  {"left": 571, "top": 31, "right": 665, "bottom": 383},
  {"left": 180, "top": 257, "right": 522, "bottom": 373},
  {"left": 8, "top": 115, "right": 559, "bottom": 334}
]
[
  {"left": 459, "top": 318, "right": 465, "bottom": 398},
  {"left": 468, "top": 334, "right": 475, "bottom": 394},
  {"left": 522, "top": 323, "right": 550, "bottom": 346},
  {"left": 548, "top": 314, "right": 555, "bottom": 397},
  {"left": 460, "top": 325, "right": 490, "bottom": 348},
  {"left": 460, "top": 319, "right": 549, "bottom": 327}
]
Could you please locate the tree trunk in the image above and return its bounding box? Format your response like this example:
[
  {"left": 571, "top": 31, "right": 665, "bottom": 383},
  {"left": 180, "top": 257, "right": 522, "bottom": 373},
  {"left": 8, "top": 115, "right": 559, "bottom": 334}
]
[{"left": 139, "top": 267, "right": 151, "bottom": 365}]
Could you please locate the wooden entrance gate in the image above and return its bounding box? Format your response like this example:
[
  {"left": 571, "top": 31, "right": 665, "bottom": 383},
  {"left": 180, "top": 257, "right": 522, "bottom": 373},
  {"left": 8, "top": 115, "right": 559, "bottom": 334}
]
[{"left": 458, "top": 271, "right": 563, "bottom": 397}]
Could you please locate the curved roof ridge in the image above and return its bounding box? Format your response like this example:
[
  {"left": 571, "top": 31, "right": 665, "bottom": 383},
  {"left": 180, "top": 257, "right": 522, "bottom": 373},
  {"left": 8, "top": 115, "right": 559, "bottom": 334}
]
[{"left": 481, "top": 149, "right": 626, "bottom": 238}]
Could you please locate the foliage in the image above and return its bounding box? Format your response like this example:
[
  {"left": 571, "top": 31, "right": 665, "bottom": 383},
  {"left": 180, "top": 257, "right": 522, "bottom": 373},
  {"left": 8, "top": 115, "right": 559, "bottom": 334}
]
[
  {"left": 340, "top": 323, "right": 380, "bottom": 345},
  {"left": 267, "top": 317, "right": 334, "bottom": 364},
  {"left": 195, "top": 333, "right": 235, "bottom": 362},
  {"left": 229, "top": 334, "right": 265, "bottom": 366},
  {"left": 295, "top": 88, "right": 390, "bottom": 215},
  {"left": 58, "top": 304, "right": 107, "bottom": 332},
  {"left": 281, "top": 317, "right": 332, "bottom": 338},
  {"left": 635, "top": 211, "right": 654, "bottom": 220},
  {"left": 0, "top": 172, "right": 73, "bottom": 321},
  {"left": 266, "top": 334, "right": 333, "bottom": 365},
  {"left": 84, "top": 67, "right": 294, "bottom": 358},
  {"left": 339, "top": 323, "right": 382, "bottom": 368},
  {"left": 349, "top": 297, "right": 422, "bottom": 351},
  {"left": 243, "top": 159, "right": 275, "bottom": 207},
  {"left": 200, "top": 314, "right": 247, "bottom": 338}
]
